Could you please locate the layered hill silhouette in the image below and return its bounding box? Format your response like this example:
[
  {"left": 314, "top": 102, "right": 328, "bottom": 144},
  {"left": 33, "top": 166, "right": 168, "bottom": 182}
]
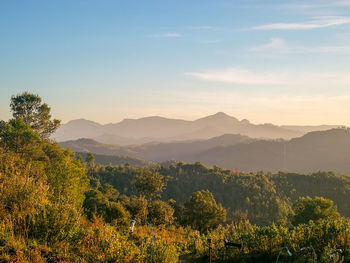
[
  {"left": 76, "top": 152, "right": 153, "bottom": 167},
  {"left": 60, "top": 134, "right": 254, "bottom": 162},
  {"left": 195, "top": 128, "right": 350, "bottom": 174},
  {"left": 60, "top": 128, "right": 350, "bottom": 175},
  {"left": 53, "top": 112, "right": 339, "bottom": 144}
]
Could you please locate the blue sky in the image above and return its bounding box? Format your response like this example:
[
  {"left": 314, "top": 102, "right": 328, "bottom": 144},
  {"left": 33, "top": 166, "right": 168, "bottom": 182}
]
[{"left": 1, "top": 0, "right": 350, "bottom": 125}]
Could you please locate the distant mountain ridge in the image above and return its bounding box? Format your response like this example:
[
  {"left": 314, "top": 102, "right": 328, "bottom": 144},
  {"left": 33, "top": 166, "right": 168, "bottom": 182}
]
[
  {"left": 60, "top": 128, "right": 350, "bottom": 175},
  {"left": 60, "top": 133, "right": 254, "bottom": 162},
  {"left": 53, "top": 112, "right": 340, "bottom": 144},
  {"left": 195, "top": 128, "right": 350, "bottom": 174}
]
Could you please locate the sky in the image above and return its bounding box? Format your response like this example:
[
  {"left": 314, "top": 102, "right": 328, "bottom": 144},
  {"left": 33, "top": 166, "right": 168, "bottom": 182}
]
[{"left": 1, "top": 0, "right": 350, "bottom": 125}]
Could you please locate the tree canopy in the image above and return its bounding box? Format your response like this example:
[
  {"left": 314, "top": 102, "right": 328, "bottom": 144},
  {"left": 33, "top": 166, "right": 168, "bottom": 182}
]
[
  {"left": 10, "top": 92, "right": 60, "bottom": 138},
  {"left": 133, "top": 170, "right": 165, "bottom": 201},
  {"left": 184, "top": 190, "right": 226, "bottom": 232},
  {"left": 291, "top": 196, "right": 340, "bottom": 225}
]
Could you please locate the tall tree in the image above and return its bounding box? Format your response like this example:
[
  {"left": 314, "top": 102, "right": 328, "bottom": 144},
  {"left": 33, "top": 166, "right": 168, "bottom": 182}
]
[
  {"left": 133, "top": 170, "right": 165, "bottom": 201},
  {"left": 0, "top": 118, "right": 43, "bottom": 158},
  {"left": 10, "top": 92, "right": 60, "bottom": 138},
  {"left": 291, "top": 196, "right": 340, "bottom": 225},
  {"left": 85, "top": 152, "right": 95, "bottom": 169},
  {"left": 184, "top": 190, "right": 226, "bottom": 232}
]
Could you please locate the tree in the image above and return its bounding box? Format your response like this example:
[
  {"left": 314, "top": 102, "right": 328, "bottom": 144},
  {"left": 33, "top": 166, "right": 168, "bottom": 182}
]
[
  {"left": 184, "top": 190, "right": 226, "bottom": 232},
  {"left": 85, "top": 152, "right": 95, "bottom": 169},
  {"left": 83, "top": 189, "right": 129, "bottom": 227},
  {"left": 43, "top": 143, "right": 88, "bottom": 209},
  {"left": 0, "top": 149, "right": 48, "bottom": 236},
  {"left": 148, "top": 200, "right": 174, "bottom": 226},
  {"left": 133, "top": 170, "right": 165, "bottom": 201},
  {"left": 0, "top": 118, "right": 43, "bottom": 158},
  {"left": 0, "top": 120, "right": 6, "bottom": 134},
  {"left": 10, "top": 92, "right": 60, "bottom": 138},
  {"left": 291, "top": 196, "right": 340, "bottom": 226},
  {"left": 121, "top": 195, "right": 148, "bottom": 223}
]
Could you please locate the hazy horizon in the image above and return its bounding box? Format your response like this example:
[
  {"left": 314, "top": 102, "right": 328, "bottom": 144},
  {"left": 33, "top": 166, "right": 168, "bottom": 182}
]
[
  {"left": 1, "top": 0, "right": 350, "bottom": 126},
  {"left": 56, "top": 112, "right": 345, "bottom": 127}
]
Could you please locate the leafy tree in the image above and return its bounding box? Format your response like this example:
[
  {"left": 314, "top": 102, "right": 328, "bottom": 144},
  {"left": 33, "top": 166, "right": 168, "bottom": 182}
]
[
  {"left": 10, "top": 92, "right": 60, "bottom": 138},
  {"left": 83, "top": 189, "right": 129, "bottom": 227},
  {"left": 148, "top": 200, "right": 174, "bottom": 226},
  {"left": 0, "top": 118, "right": 43, "bottom": 158},
  {"left": 291, "top": 196, "right": 340, "bottom": 225},
  {"left": 120, "top": 195, "right": 148, "bottom": 223},
  {"left": 100, "top": 183, "right": 119, "bottom": 202},
  {"left": 184, "top": 190, "right": 226, "bottom": 232},
  {"left": 85, "top": 152, "right": 95, "bottom": 169},
  {"left": 0, "top": 120, "right": 6, "bottom": 134},
  {"left": 43, "top": 143, "right": 88, "bottom": 209},
  {"left": 133, "top": 170, "right": 165, "bottom": 201},
  {"left": 0, "top": 149, "right": 48, "bottom": 236},
  {"left": 83, "top": 189, "right": 109, "bottom": 220}
]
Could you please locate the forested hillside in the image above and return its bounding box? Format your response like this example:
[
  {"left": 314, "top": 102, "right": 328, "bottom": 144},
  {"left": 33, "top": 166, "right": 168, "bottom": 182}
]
[
  {"left": 60, "top": 128, "right": 350, "bottom": 174},
  {"left": 91, "top": 162, "right": 350, "bottom": 225},
  {"left": 60, "top": 134, "right": 254, "bottom": 162},
  {"left": 1, "top": 93, "right": 349, "bottom": 262},
  {"left": 76, "top": 152, "right": 154, "bottom": 167},
  {"left": 197, "top": 128, "right": 350, "bottom": 173}
]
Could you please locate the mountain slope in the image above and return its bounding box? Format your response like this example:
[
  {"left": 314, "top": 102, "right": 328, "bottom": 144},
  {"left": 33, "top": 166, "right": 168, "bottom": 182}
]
[
  {"left": 60, "top": 128, "right": 350, "bottom": 174},
  {"left": 59, "top": 134, "right": 254, "bottom": 161},
  {"left": 53, "top": 112, "right": 309, "bottom": 143},
  {"left": 76, "top": 152, "right": 153, "bottom": 167},
  {"left": 195, "top": 128, "right": 350, "bottom": 174}
]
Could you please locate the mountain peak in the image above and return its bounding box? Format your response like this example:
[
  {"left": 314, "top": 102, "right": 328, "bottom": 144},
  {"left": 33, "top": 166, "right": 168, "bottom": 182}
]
[
  {"left": 213, "top": 111, "right": 229, "bottom": 117},
  {"left": 195, "top": 112, "right": 239, "bottom": 123},
  {"left": 64, "top": 119, "right": 102, "bottom": 127}
]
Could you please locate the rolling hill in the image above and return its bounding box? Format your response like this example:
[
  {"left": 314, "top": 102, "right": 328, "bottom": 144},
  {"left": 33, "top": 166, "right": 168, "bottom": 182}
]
[
  {"left": 195, "top": 128, "right": 350, "bottom": 174},
  {"left": 59, "top": 133, "right": 254, "bottom": 162},
  {"left": 53, "top": 112, "right": 339, "bottom": 144},
  {"left": 60, "top": 128, "right": 350, "bottom": 175}
]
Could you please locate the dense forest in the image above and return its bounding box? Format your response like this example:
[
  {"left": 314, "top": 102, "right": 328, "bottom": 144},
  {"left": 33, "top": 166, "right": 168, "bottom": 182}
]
[
  {"left": 0, "top": 92, "right": 349, "bottom": 262},
  {"left": 92, "top": 163, "right": 350, "bottom": 225}
]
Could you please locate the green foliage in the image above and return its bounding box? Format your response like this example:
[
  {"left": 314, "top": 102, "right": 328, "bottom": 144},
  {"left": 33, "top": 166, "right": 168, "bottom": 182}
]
[
  {"left": 83, "top": 189, "right": 129, "bottom": 228},
  {"left": 43, "top": 143, "right": 88, "bottom": 209},
  {"left": 133, "top": 170, "right": 165, "bottom": 200},
  {"left": 291, "top": 196, "right": 341, "bottom": 226},
  {"left": 89, "top": 163, "right": 350, "bottom": 226},
  {"left": 76, "top": 151, "right": 153, "bottom": 167},
  {"left": 10, "top": 92, "right": 60, "bottom": 138},
  {"left": 148, "top": 200, "right": 174, "bottom": 226},
  {"left": 0, "top": 150, "right": 48, "bottom": 236},
  {"left": 184, "top": 190, "right": 226, "bottom": 233},
  {"left": 151, "top": 239, "right": 179, "bottom": 263},
  {"left": 120, "top": 195, "right": 148, "bottom": 223},
  {"left": 1, "top": 92, "right": 350, "bottom": 262},
  {"left": 85, "top": 152, "right": 95, "bottom": 169},
  {"left": 0, "top": 118, "right": 43, "bottom": 158}
]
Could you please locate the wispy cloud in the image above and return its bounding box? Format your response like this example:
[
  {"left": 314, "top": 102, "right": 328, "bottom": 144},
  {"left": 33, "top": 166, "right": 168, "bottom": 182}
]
[
  {"left": 186, "top": 67, "right": 350, "bottom": 87},
  {"left": 249, "top": 38, "right": 350, "bottom": 54},
  {"left": 284, "top": 1, "right": 350, "bottom": 9},
  {"left": 250, "top": 16, "right": 350, "bottom": 30},
  {"left": 148, "top": 33, "right": 182, "bottom": 38},
  {"left": 186, "top": 68, "right": 286, "bottom": 85},
  {"left": 249, "top": 38, "right": 289, "bottom": 52},
  {"left": 247, "top": 1, "right": 350, "bottom": 9}
]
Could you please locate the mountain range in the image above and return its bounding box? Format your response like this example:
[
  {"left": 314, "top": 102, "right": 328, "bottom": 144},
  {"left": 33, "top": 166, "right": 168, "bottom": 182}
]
[
  {"left": 53, "top": 112, "right": 340, "bottom": 145},
  {"left": 59, "top": 128, "right": 350, "bottom": 175}
]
